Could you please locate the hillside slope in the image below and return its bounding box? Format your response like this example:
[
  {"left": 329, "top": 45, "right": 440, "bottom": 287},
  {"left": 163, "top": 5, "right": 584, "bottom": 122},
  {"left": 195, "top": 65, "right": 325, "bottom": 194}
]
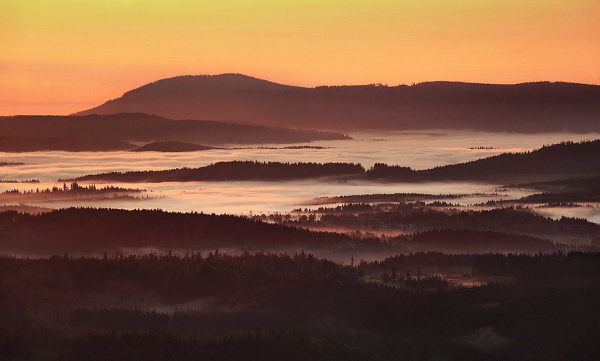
[
  {"left": 367, "top": 140, "right": 600, "bottom": 182},
  {"left": 0, "top": 113, "right": 348, "bottom": 151}
]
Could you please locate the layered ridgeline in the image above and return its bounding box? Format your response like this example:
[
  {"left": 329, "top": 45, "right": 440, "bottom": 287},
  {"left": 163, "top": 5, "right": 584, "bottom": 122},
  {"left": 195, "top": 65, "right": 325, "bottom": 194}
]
[
  {"left": 67, "top": 140, "right": 600, "bottom": 183},
  {"left": 76, "top": 74, "right": 600, "bottom": 132},
  {"left": 0, "top": 208, "right": 569, "bottom": 255},
  {"left": 496, "top": 176, "right": 600, "bottom": 204},
  {"left": 276, "top": 205, "right": 600, "bottom": 246},
  {"left": 0, "top": 208, "right": 382, "bottom": 255},
  {"left": 0, "top": 113, "right": 347, "bottom": 152}
]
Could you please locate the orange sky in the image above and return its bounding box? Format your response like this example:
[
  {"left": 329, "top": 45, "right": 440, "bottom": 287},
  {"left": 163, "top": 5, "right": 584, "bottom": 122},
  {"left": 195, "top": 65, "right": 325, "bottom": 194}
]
[{"left": 1, "top": 0, "right": 599, "bottom": 115}]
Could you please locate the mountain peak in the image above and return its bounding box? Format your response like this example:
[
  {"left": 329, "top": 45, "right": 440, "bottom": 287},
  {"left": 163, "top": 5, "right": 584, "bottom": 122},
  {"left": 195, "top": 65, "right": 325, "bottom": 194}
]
[{"left": 122, "top": 73, "right": 297, "bottom": 98}]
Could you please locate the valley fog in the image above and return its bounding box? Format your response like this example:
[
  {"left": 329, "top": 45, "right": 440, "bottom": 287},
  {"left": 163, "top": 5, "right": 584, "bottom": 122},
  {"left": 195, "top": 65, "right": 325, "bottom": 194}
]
[{"left": 2, "top": 130, "right": 599, "bottom": 221}]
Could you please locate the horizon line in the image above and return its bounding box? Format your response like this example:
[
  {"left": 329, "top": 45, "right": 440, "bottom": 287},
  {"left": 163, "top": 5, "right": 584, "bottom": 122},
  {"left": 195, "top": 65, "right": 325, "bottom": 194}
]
[{"left": 2, "top": 73, "right": 599, "bottom": 117}]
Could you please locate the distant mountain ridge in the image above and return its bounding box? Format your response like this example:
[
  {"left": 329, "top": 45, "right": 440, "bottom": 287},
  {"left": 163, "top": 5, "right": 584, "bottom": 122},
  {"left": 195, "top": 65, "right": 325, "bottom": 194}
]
[
  {"left": 76, "top": 74, "right": 600, "bottom": 132},
  {"left": 121, "top": 74, "right": 295, "bottom": 96}
]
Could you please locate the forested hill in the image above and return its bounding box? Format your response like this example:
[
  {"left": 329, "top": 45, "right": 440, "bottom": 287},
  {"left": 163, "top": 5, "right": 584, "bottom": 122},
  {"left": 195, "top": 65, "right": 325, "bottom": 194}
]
[
  {"left": 0, "top": 208, "right": 382, "bottom": 254},
  {"left": 133, "top": 141, "right": 214, "bottom": 152},
  {"left": 0, "top": 113, "right": 347, "bottom": 151},
  {"left": 1, "top": 251, "right": 599, "bottom": 361},
  {"left": 0, "top": 208, "right": 563, "bottom": 255},
  {"left": 75, "top": 74, "right": 600, "bottom": 132},
  {"left": 64, "top": 161, "right": 366, "bottom": 182},
  {"left": 367, "top": 140, "right": 600, "bottom": 182},
  {"left": 66, "top": 140, "right": 600, "bottom": 183}
]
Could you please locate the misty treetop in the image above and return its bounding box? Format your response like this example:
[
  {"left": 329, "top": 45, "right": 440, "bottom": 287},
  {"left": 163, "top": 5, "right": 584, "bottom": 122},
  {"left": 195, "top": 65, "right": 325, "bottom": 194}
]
[
  {"left": 63, "top": 140, "right": 600, "bottom": 183},
  {"left": 0, "top": 207, "right": 578, "bottom": 255},
  {"left": 64, "top": 161, "right": 366, "bottom": 182}
]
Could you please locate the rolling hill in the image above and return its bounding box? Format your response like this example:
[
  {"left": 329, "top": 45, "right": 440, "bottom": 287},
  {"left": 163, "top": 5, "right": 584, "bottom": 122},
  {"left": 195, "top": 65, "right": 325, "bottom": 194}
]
[
  {"left": 133, "top": 141, "right": 214, "bottom": 152},
  {"left": 0, "top": 113, "right": 348, "bottom": 151},
  {"left": 76, "top": 74, "right": 600, "bottom": 132},
  {"left": 366, "top": 140, "right": 600, "bottom": 182}
]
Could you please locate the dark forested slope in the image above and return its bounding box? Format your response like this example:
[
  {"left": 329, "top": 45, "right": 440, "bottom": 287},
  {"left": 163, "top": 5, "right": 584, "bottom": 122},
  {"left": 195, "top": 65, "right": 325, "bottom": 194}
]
[
  {"left": 1, "top": 252, "right": 598, "bottom": 361},
  {"left": 133, "top": 141, "right": 214, "bottom": 152},
  {"left": 0, "top": 208, "right": 567, "bottom": 255},
  {"left": 366, "top": 140, "right": 600, "bottom": 182},
  {"left": 65, "top": 161, "right": 366, "bottom": 182},
  {"left": 0, "top": 208, "right": 382, "bottom": 254}
]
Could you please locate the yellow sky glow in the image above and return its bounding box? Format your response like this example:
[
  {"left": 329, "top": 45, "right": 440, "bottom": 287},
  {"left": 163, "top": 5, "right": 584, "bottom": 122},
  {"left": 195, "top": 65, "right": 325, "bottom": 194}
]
[{"left": 1, "top": 0, "right": 599, "bottom": 115}]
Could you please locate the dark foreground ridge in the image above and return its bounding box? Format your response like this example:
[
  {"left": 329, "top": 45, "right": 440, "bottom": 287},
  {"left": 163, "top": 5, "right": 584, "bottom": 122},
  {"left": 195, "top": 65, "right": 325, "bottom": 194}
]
[
  {"left": 0, "top": 208, "right": 382, "bottom": 255},
  {"left": 1, "top": 252, "right": 599, "bottom": 360},
  {"left": 75, "top": 73, "right": 600, "bottom": 133},
  {"left": 0, "top": 208, "right": 574, "bottom": 255}
]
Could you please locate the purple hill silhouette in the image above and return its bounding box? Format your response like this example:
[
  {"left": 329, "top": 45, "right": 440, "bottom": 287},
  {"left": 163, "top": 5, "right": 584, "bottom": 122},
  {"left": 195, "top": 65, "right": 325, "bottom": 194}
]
[{"left": 75, "top": 73, "right": 600, "bottom": 132}]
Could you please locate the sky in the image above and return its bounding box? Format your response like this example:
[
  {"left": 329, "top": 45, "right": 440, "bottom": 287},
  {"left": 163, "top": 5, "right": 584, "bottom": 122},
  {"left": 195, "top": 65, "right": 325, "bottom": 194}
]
[{"left": 1, "top": 0, "right": 599, "bottom": 115}]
